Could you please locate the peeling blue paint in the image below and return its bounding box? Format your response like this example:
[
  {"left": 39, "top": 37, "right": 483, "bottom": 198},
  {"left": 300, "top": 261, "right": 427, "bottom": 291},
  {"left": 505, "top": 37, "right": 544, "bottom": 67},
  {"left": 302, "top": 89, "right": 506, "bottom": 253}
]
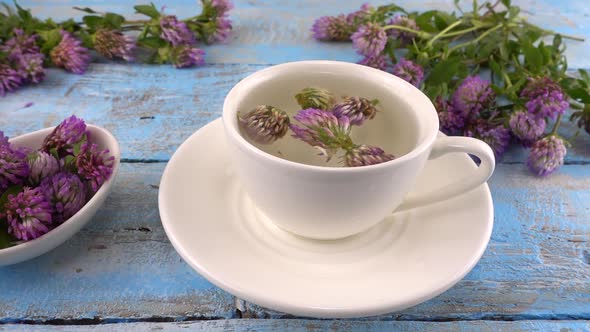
[{"left": 0, "top": 0, "right": 589, "bottom": 329}]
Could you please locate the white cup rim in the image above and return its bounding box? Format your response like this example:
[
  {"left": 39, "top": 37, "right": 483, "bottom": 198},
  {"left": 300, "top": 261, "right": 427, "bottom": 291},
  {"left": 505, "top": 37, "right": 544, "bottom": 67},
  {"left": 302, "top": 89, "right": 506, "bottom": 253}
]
[{"left": 222, "top": 60, "right": 439, "bottom": 173}]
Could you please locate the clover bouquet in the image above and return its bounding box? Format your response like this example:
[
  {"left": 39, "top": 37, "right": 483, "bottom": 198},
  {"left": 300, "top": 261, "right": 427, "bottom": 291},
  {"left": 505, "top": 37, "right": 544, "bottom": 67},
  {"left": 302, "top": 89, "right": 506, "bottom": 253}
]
[
  {"left": 311, "top": 0, "right": 589, "bottom": 176},
  {"left": 0, "top": 0, "right": 234, "bottom": 95}
]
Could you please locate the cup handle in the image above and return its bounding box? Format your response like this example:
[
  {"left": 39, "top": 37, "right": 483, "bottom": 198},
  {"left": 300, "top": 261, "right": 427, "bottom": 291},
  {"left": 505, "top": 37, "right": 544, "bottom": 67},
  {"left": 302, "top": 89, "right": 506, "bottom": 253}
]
[{"left": 395, "top": 136, "right": 495, "bottom": 212}]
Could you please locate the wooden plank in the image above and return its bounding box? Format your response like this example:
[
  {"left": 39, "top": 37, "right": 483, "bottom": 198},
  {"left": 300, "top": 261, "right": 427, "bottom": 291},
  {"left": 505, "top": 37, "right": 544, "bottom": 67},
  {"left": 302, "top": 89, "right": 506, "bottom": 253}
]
[
  {"left": 1, "top": 0, "right": 589, "bottom": 325},
  {"left": 0, "top": 163, "right": 588, "bottom": 322},
  {"left": 15, "top": 0, "right": 590, "bottom": 68},
  {"left": 0, "top": 163, "right": 235, "bottom": 323},
  {"left": 0, "top": 64, "right": 262, "bottom": 162},
  {"left": 2, "top": 64, "right": 590, "bottom": 164},
  {"left": 1, "top": 319, "right": 590, "bottom": 331}
]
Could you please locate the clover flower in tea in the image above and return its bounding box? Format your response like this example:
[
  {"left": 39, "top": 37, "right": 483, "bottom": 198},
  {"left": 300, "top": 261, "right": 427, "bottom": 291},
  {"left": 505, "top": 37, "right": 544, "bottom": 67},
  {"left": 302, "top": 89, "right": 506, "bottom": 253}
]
[
  {"left": 345, "top": 145, "right": 395, "bottom": 167},
  {"left": 290, "top": 108, "right": 352, "bottom": 161},
  {"left": 295, "top": 87, "right": 335, "bottom": 110},
  {"left": 239, "top": 87, "right": 395, "bottom": 167},
  {"left": 238, "top": 105, "right": 290, "bottom": 144},
  {"left": 332, "top": 96, "right": 379, "bottom": 126}
]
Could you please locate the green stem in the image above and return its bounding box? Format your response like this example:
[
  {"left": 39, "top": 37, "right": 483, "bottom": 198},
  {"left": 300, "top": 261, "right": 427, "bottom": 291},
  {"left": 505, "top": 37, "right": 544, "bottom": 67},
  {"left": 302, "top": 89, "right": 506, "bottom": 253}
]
[
  {"left": 448, "top": 23, "right": 504, "bottom": 53},
  {"left": 426, "top": 20, "right": 463, "bottom": 47},
  {"left": 481, "top": 0, "right": 501, "bottom": 10},
  {"left": 138, "top": 25, "right": 149, "bottom": 39},
  {"left": 550, "top": 114, "right": 563, "bottom": 135},
  {"left": 464, "top": 57, "right": 490, "bottom": 65},
  {"left": 123, "top": 19, "right": 150, "bottom": 24},
  {"left": 570, "top": 101, "right": 585, "bottom": 110},
  {"left": 520, "top": 20, "right": 585, "bottom": 42},
  {"left": 186, "top": 21, "right": 207, "bottom": 29},
  {"left": 184, "top": 13, "right": 208, "bottom": 21},
  {"left": 502, "top": 72, "right": 512, "bottom": 88},
  {"left": 496, "top": 103, "right": 515, "bottom": 110},
  {"left": 121, "top": 25, "right": 143, "bottom": 31},
  {"left": 441, "top": 25, "right": 486, "bottom": 38},
  {"left": 340, "top": 138, "right": 356, "bottom": 153},
  {"left": 383, "top": 24, "right": 429, "bottom": 38},
  {"left": 427, "top": 53, "right": 490, "bottom": 64},
  {"left": 510, "top": 54, "right": 533, "bottom": 76},
  {"left": 484, "top": 2, "right": 502, "bottom": 20},
  {"left": 544, "top": 31, "right": 585, "bottom": 42}
]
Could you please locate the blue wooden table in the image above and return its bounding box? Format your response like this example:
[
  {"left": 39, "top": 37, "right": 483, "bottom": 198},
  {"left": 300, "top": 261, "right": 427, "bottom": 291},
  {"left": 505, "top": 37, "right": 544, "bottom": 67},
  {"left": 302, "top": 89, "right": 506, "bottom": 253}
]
[{"left": 1, "top": 0, "right": 590, "bottom": 330}]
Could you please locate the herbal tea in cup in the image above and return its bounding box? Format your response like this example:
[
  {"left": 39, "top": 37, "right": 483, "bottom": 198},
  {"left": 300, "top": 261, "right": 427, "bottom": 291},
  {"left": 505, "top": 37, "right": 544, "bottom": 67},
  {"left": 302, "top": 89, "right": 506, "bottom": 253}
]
[{"left": 223, "top": 61, "right": 494, "bottom": 239}]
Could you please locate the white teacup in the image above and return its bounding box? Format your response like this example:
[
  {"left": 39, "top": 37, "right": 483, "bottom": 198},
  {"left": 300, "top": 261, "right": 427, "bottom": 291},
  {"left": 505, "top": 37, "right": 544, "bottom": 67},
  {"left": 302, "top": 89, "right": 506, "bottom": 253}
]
[{"left": 222, "top": 61, "right": 494, "bottom": 240}]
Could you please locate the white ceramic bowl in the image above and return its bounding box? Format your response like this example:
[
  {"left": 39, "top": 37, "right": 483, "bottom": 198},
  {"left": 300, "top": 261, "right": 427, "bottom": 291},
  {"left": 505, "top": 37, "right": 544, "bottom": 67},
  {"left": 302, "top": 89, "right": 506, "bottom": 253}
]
[{"left": 0, "top": 125, "right": 120, "bottom": 266}]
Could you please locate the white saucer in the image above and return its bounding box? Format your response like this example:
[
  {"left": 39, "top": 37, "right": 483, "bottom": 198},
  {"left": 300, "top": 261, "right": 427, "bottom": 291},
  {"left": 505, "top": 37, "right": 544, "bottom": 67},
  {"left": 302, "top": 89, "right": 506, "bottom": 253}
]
[{"left": 159, "top": 118, "right": 493, "bottom": 318}]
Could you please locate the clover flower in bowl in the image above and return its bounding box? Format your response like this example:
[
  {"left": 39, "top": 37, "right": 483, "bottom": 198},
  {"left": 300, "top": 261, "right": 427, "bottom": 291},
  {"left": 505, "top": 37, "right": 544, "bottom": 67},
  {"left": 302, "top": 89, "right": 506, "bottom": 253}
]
[{"left": 0, "top": 116, "right": 120, "bottom": 266}]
